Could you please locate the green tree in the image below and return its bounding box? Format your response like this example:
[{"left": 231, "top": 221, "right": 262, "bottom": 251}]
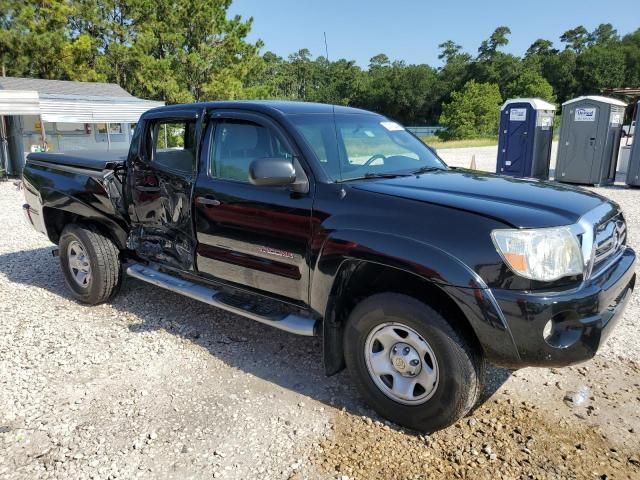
[
  {"left": 576, "top": 44, "right": 626, "bottom": 91},
  {"left": 525, "top": 39, "right": 557, "bottom": 57},
  {"left": 439, "top": 81, "right": 502, "bottom": 140},
  {"left": 60, "top": 34, "right": 107, "bottom": 82},
  {"left": 248, "top": 51, "right": 293, "bottom": 98},
  {"left": 0, "top": 0, "right": 73, "bottom": 78},
  {"left": 478, "top": 26, "right": 511, "bottom": 60},
  {"left": 504, "top": 69, "right": 556, "bottom": 103},
  {"left": 621, "top": 29, "right": 640, "bottom": 87},
  {"left": 471, "top": 51, "right": 521, "bottom": 102},
  {"left": 3, "top": 7, "right": 640, "bottom": 128},
  {"left": 473, "top": 27, "right": 520, "bottom": 98},
  {"left": 314, "top": 58, "right": 363, "bottom": 105},
  {"left": 389, "top": 63, "right": 438, "bottom": 124},
  {"left": 1, "top": 0, "right": 263, "bottom": 104},
  {"left": 122, "top": 0, "right": 262, "bottom": 103},
  {"left": 523, "top": 39, "right": 558, "bottom": 83},
  {"left": 560, "top": 26, "right": 590, "bottom": 53},
  {"left": 541, "top": 50, "right": 578, "bottom": 104},
  {"left": 286, "top": 48, "right": 315, "bottom": 100},
  {"left": 369, "top": 54, "right": 391, "bottom": 69},
  {"left": 589, "top": 23, "right": 618, "bottom": 45},
  {"left": 438, "top": 41, "right": 464, "bottom": 63},
  {"left": 355, "top": 57, "right": 438, "bottom": 124},
  {"left": 179, "top": 1, "right": 263, "bottom": 101},
  {"left": 432, "top": 41, "right": 472, "bottom": 121}
]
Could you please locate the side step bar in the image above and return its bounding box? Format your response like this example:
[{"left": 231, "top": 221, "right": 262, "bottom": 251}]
[{"left": 126, "top": 264, "right": 317, "bottom": 336}]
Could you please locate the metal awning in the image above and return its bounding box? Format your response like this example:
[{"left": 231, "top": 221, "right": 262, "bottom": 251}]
[
  {"left": 0, "top": 91, "right": 163, "bottom": 122},
  {"left": 0, "top": 90, "right": 41, "bottom": 115},
  {"left": 39, "top": 94, "right": 164, "bottom": 123}
]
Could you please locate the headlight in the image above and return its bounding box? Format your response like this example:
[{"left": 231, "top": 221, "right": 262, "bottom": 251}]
[{"left": 491, "top": 227, "right": 584, "bottom": 281}]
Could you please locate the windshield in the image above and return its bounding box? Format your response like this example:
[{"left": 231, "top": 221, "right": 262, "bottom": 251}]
[{"left": 289, "top": 113, "right": 446, "bottom": 181}]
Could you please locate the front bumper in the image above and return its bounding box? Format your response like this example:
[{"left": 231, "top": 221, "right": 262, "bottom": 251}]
[{"left": 491, "top": 247, "right": 636, "bottom": 367}]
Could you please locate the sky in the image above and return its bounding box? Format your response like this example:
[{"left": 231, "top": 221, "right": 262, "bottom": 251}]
[{"left": 228, "top": 0, "right": 639, "bottom": 67}]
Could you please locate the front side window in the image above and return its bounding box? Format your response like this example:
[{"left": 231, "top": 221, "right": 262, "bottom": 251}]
[
  {"left": 210, "top": 119, "right": 293, "bottom": 182},
  {"left": 289, "top": 113, "right": 445, "bottom": 181},
  {"left": 152, "top": 120, "right": 196, "bottom": 174}
]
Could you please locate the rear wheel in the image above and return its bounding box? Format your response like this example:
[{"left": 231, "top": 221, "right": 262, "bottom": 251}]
[
  {"left": 59, "top": 224, "right": 121, "bottom": 304},
  {"left": 344, "top": 293, "right": 484, "bottom": 433}
]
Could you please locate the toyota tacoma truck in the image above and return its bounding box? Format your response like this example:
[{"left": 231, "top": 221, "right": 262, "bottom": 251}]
[{"left": 21, "top": 101, "right": 636, "bottom": 432}]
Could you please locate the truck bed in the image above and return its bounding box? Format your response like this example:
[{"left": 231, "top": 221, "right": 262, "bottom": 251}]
[
  {"left": 27, "top": 150, "right": 128, "bottom": 171},
  {"left": 22, "top": 149, "right": 129, "bottom": 248}
]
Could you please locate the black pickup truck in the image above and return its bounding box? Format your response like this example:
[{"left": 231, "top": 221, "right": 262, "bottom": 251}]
[{"left": 22, "top": 101, "right": 636, "bottom": 432}]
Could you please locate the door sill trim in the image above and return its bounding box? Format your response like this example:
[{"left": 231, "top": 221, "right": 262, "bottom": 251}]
[{"left": 126, "top": 263, "right": 317, "bottom": 336}]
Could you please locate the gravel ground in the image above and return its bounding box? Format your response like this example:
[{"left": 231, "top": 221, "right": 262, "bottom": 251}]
[
  {"left": 1, "top": 177, "right": 639, "bottom": 480},
  {"left": 0, "top": 182, "right": 334, "bottom": 479}
]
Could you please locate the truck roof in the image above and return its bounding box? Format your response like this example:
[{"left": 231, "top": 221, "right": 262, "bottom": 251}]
[{"left": 143, "top": 100, "right": 376, "bottom": 117}]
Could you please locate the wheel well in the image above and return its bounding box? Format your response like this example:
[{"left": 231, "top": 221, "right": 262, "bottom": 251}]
[
  {"left": 42, "top": 207, "right": 124, "bottom": 249},
  {"left": 42, "top": 207, "right": 79, "bottom": 245},
  {"left": 323, "top": 260, "right": 483, "bottom": 375}
]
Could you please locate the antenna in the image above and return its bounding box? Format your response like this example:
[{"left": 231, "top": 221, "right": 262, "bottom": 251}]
[{"left": 323, "top": 32, "right": 330, "bottom": 62}]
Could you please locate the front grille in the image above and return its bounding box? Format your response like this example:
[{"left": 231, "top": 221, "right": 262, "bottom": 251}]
[{"left": 593, "top": 214, "right": 626, "bottom": 267}]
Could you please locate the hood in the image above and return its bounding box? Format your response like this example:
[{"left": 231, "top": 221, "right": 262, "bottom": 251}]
[{"left": 351, "top": 169, "right": 610, "bottom": 228}]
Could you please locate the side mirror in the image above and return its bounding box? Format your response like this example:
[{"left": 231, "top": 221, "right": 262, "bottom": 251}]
[{"left": 249, "top": 157, "right": 296, "bottom": 186}]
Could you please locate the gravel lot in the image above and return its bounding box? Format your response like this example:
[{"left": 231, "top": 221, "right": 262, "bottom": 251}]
[
  {"left": 436, "top": 143, "right": 558, "bottom": 173},
  {"left": 1, "top": 177, "right": 639, "bottom": 480}
]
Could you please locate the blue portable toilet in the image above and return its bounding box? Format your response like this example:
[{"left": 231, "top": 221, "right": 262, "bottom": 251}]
[{"left": 496, "top": 98, "right": 556, "bottom": 179}]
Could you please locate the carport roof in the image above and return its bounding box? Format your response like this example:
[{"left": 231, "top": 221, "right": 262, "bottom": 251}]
[
  {"left": 0, "top": 77, "right": 163, "bottom": 122},
  {"left": 0, "top": 76, "right": 133, "bottom": 98}
]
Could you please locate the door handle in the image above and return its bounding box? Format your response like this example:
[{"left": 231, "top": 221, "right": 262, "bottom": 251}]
[
  {"left": 196, "top": 196, "right": 221, "bottom": 206},
  {"left": 135, "top": 185, "right": 160, "bottom": 192}
]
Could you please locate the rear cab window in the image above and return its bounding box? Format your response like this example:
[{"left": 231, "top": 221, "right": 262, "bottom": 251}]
[{"left": 151, "top": 120, "right": 197, "bottom": 174}]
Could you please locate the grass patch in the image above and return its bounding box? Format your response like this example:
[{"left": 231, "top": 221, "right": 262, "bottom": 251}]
[{"left": 420, "top": 137, "right": 498, "bottom": 149}]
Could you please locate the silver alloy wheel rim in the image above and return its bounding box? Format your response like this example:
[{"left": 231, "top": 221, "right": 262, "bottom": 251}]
[
  {"left": 67, "top": 240, "right": 91, "bottom": 288},
  {"left": 364, "top": 322, "right": 439, "bottom": 405}
]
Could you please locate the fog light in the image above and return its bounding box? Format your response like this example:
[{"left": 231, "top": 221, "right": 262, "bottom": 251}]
[{"left": 542, "top": 312, "right": 583, "bottom": 349}]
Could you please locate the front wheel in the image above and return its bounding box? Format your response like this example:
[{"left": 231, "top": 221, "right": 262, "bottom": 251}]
[
  {"left": 59, "top": 224, "right": 121, "bottom": 305},
  {"left": 344, "top": 293, "right": 485, "bottom": 433}
]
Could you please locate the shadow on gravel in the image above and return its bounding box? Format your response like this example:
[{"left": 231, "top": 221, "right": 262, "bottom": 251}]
[{"left": 0, "top": 246, "right": 511, "bottom": 431}]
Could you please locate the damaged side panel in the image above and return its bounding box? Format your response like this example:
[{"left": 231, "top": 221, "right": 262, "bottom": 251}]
[
  {"left": 127, "top": 171, "right": 197, "bottom": 271},
  {"left": 126, "top": 113, "right": 201, "bottom": 272},
  {"left": 22, "top": 159, "right": 130, "bottom": 248}
]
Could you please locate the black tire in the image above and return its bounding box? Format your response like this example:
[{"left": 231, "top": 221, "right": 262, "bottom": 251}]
[
  {"left": 59, "top": 224, "right": 121, "bottom": 305},
  {"left": 344, "top": 293, "right": 485, "bottom": 433}
]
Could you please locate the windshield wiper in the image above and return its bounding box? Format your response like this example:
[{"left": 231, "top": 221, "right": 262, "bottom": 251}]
[
  {"left": 362, "top": 172, "right": 411, "bottom": 179},
  {"left": 412, "top": 166, "right": 445, "bottom": 175},
  {"left": 336, "top": 172, "right": 412, "bottom": 182}
]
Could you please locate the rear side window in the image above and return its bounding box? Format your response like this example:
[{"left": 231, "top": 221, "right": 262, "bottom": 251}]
[
  {"left": 152, "top": 121, "right": 196, "bottom": 174},
  {"left": 210, "top": 119, "right": 293, "bottom": 182}
]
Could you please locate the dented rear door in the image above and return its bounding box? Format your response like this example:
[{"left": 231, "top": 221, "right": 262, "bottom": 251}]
[{"left": 128, "top": 110, "right": 200, "bottom": 270}]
